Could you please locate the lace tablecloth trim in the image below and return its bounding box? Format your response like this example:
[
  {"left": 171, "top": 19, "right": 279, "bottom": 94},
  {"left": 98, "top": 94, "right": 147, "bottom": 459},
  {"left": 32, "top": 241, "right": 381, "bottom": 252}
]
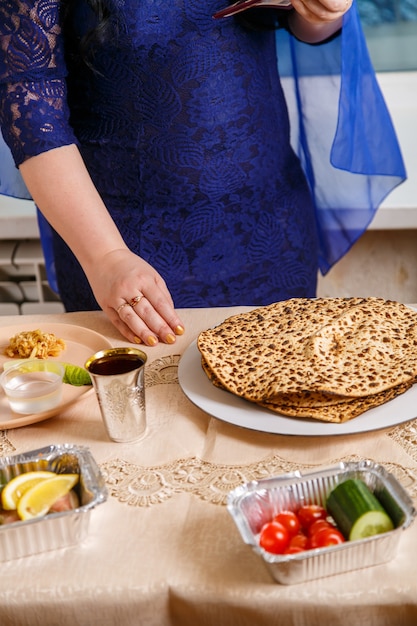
[
  {"left": 387, "top": 421, "right": 417, "bottom": 464},
  {"left": 145, "top": 355, "right": 180, "bottom": 387},
  {"left": 0, "top": 431, "right": 16, "bottom": 457},
  {"left": 100, "top": 453, "right": 417, "bottom": 508}
]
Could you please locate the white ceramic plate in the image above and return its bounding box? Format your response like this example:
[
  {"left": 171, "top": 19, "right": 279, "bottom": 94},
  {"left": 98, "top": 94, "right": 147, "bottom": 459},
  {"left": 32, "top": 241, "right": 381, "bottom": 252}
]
[
  {"left": 0, "top": 323, "right": 113, "bottom": 429},
  {"left": 178, "top": 340, "right": 417, "bottom": 437}
]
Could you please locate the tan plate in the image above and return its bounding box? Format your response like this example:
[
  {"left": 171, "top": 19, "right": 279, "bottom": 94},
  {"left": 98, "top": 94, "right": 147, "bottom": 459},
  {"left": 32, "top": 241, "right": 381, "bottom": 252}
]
[{"left": 0, "top": 323, "right": 113, "bottom": 429}]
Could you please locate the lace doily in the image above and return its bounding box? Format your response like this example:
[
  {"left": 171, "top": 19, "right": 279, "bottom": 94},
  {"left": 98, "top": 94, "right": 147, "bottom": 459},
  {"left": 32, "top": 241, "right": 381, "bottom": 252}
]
[
  {"left": 387, "top": 421, "right": 417, "bottom": 466},
  {"left": 100, "top": 452, "right": 417, "bottom": 508},
  {"left": 145, "top": 354, "right": 180, "bottom": 387}
]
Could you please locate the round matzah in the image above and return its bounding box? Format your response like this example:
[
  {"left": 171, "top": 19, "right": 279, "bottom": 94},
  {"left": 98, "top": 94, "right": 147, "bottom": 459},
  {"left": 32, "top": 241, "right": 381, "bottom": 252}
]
[
  {"left": 259, "top": 379, "right": 414, "bottom": 423},
  {"left": 197, "top": 297, "right": 417, "bottom": 402}
]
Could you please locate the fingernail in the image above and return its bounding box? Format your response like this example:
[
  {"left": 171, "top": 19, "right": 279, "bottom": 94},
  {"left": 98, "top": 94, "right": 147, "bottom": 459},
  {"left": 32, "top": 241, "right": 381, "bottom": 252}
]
[
  {"left": 147, "top": 335, "right": 158, "bottom": 346},
  {"left": 175, "top": 325, "right": 185, "bottom": 335},
  {"left": 134, "top": 336, "right": 142, "bottom": 344},
  {"left": 166, "top": 333, "right": 176, "bottom": 344}
]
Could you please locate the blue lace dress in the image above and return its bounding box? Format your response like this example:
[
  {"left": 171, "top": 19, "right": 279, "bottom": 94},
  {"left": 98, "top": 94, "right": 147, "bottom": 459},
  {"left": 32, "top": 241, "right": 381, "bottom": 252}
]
[{"left": 0, "top": 0, "right": 319, "bottom": 309}]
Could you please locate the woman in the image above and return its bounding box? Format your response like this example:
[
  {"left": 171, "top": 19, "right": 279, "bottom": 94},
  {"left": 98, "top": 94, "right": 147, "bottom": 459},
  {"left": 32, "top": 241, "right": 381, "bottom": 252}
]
[{"left": 0, "top": 0, "right": 405, "bottom": 346}]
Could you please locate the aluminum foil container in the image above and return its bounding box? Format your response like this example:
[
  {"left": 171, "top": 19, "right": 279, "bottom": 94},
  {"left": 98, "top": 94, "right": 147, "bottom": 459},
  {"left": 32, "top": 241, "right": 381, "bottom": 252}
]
[
  {"left": 0, "top": 444, "right": 107, "bottom": 561},
  {"left": 227, "top": 460, "right": 416, "bottom": 585}
]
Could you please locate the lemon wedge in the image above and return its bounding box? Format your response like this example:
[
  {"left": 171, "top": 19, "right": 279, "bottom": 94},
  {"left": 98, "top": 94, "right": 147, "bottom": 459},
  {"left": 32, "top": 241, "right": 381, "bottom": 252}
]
[
  {"left": 17, "top": 474, "right": 79, "bottom": 521},
  {"left": 1, "top": 471, "right": 56, "bottom": 510}
]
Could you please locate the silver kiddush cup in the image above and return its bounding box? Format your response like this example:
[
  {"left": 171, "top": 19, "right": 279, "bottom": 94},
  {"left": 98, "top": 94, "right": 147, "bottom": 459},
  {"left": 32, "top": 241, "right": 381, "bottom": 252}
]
[{"left": 85, "top": 347, "right": 147, "bottom": 443}]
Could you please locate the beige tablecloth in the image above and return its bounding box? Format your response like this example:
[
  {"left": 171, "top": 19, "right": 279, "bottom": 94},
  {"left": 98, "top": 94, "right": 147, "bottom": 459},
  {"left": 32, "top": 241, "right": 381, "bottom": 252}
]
[{"left": 0, "top": 307, "right": 417, "bottom": 626}]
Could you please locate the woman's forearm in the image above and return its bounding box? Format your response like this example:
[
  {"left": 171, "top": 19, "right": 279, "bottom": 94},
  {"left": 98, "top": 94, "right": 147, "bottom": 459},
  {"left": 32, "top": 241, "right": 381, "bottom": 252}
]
[{"left": 19, "top": 144, "right": 128, "bottom": 277}]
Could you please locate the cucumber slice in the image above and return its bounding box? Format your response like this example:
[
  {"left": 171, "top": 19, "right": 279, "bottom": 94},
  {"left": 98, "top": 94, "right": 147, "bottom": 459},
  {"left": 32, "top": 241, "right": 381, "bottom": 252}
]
[
  {"left": 348, "top": 510, "right": 394, "bottom": 541},
  {"left": 326, "top": 478, "right": 394, "bottom": 541}
]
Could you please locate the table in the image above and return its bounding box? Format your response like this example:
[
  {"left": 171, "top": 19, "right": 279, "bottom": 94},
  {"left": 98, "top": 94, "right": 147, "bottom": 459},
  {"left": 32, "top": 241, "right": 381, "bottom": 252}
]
[{"left": 0, "top": 307, "right": 417, "bottom": 626}]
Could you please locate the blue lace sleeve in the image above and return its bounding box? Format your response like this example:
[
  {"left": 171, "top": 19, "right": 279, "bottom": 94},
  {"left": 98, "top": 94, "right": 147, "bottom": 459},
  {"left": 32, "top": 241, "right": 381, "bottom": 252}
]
[{"left": 0, "top": 0, "right": 78, "bottom": 167}]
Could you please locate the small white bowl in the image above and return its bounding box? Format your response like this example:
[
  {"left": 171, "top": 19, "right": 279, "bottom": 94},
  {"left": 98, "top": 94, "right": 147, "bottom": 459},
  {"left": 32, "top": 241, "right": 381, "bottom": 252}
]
[{"left": 0, "top": 360, "right": 65, "bottom": 415}]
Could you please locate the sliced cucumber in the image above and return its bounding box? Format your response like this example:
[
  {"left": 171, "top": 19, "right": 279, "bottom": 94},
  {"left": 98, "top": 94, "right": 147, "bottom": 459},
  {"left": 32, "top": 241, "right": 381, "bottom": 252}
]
[
  {"left": 347, "top": 510, "right": 394, "bottom": 541},
  {"left": 326, "top": 478, "right": 394, "bottom": 541}
]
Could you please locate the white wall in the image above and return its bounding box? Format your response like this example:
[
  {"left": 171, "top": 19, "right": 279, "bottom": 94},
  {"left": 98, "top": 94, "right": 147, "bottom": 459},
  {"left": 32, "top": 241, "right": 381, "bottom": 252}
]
[{"left": 372, "top": 71, "right": 417, "bottom": 228}]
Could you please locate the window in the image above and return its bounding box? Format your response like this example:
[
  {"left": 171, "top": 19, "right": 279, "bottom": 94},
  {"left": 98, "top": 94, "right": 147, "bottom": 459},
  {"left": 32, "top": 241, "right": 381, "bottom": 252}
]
[{"left": 358, "top": 0, "right": 417, "bottom": 71}]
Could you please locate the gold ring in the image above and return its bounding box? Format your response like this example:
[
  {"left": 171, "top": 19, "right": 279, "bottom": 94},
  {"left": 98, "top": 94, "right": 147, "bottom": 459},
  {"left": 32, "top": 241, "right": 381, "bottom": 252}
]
[
  {"left": 116, "top": 302, "right": 129, "bottom": 314},
  {"left": 129, "top": 294, "right": 144, "bottom": 308}
]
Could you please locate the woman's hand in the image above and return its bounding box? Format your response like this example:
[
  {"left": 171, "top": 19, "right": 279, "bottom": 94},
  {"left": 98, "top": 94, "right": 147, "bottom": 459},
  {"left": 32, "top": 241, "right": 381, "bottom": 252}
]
[
  {"left": 288, "top": 0, "right": 351, "bottom": 43},
  {"left": 89, "top": 248, "right": 185, "bottom": 346}
]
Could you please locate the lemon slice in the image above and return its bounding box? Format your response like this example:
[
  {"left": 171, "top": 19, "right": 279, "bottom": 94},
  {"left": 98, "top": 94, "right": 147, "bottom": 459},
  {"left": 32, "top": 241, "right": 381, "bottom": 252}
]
[
  {"left": 1, "top": 471, "right": 56, "bottom": 510},
  {"left": 17, "top": 474, "right": 79, "bottom": 521}
]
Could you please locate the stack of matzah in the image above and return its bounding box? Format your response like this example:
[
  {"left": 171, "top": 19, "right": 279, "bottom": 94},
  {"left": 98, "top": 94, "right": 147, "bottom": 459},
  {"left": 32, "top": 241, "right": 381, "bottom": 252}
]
[{"left": 197, "top": 297, "right": 417, "bottom": 423}]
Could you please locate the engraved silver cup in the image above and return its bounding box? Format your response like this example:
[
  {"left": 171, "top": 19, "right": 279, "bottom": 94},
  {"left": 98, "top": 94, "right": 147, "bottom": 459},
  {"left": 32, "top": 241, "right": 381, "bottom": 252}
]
[{"left": 85, "top": 347, "right": 147, "bottom": 443}]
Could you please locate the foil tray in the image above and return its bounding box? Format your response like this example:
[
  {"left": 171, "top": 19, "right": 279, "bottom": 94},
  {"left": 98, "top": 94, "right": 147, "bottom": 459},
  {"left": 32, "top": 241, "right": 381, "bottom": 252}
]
[
  {"left": 0, "top": 444, "right": 107, "bottom": 561},
  {"left": 227, "top": 460, "right": 416, "bottom": 584}
]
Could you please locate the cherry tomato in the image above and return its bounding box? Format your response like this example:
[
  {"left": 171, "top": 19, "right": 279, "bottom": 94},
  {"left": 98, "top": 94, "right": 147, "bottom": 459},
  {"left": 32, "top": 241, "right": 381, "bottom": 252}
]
[
  {"left": 308, "top": 519, "right": 333, "bottom": 537},
  {"left": 289, "top": 533, "right": 308, "bottom": 550},
  {"left": 259, "top": 521, "right": 290, "bottom": 554},
  {"left": 273, "top": 511, "right": 300, "bottom": 537},
  {"left": 308, "top": 526, "right": 345, "bottom": 549},
  {"left": 297, "top": 504, "right": 327, "bottom": 531}
]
